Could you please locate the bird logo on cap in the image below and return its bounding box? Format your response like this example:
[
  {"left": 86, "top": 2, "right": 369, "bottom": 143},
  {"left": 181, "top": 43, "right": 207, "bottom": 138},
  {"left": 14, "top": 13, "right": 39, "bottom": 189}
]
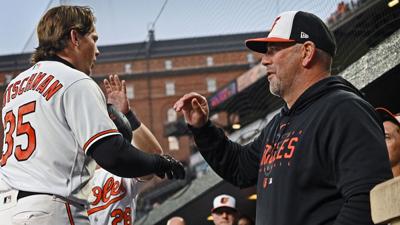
[{"left": 270, "top": 16, "right": 281, "bottom": 33}]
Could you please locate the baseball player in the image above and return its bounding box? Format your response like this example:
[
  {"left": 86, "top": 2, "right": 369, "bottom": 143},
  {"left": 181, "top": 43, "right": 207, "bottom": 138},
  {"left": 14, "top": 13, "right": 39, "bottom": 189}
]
[
  {"left": 87, "top": 74, "right": 163, "bottom": 225},
  {"left": 0, "top": 5, "right": 184, "bottom": 225}
]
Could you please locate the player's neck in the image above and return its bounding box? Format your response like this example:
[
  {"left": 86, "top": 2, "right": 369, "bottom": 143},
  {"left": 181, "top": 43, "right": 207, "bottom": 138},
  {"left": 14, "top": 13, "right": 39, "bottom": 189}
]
[
  {"left": 57, "top": 54, "right": 74, "bottom": 65},
  {"left": 56, "top": 50, "right": 78, "bottom": 70},
  {"left": 47, "top": 54, "right": 76, "bottom": 69}
]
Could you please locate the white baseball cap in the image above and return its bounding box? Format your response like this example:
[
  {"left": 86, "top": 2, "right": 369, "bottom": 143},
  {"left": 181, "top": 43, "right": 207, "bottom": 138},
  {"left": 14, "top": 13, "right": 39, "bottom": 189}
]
[
  {"left": 245, "top": 11, "right": 336, "bottom": 56},
  {"left": 211, "top": 194, "right": 237, "bottom": 213}
]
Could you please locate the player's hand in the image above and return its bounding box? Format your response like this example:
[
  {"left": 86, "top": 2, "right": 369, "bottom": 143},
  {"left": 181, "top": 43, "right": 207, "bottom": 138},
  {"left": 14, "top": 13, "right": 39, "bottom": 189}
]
[
  {"left": 173, "top": 92, "right": 209, "bottom": 128},
  {"left": 155, "top": 155, "right": 185, "bottom": 180},
  {"left": 104, "top": 74, "right": 130, "bottom": 114}
]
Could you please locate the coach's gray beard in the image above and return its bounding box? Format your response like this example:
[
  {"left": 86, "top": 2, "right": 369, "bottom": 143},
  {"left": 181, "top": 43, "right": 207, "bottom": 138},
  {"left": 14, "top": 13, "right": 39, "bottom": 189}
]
[{"left": 269, "top": 79, "right": 282, "bottom": 97}]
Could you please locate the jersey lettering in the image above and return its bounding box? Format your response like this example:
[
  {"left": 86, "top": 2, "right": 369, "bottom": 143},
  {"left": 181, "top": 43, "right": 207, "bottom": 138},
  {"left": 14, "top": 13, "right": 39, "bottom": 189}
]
[
  {"left": 2, "top": 73, "right": 63, "bottom": 107},
  {"left": 15, "top": 101, "right": 37, "bottom": 161},
  {"left": 42, "top": 80, "right": 63, "bottom": 100},
  {"left": 111, "top": 207, "right": 132, "bottom": 225},
  {"left": 88, "top": 177, "right": 127, "bottom": 215},
  {"left": 24, "top": 73, "right": 37, "bottom": 92},
  {"left": 11, "top": 80, "right": 21, "bottom": 99},
  {"left": 36, "top": 75, "right": 54, "bottom": 94},
  {"left": 1, "top": 110, "right": 16, "bottom": 166},
  {"left": 17, "top": 76, "right": 30, "bottom": 95},
  {"left": 1, "top": 101, "right": 37, "bottom": 166},
  {"left": 30, "top": 72, "right": 47, "bottom": 91}
]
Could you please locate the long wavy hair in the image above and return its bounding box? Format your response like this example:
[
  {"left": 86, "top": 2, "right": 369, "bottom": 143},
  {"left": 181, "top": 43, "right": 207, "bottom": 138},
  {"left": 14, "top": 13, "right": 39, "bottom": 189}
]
[{"left": 31, "top": 5, "right": 96, "bottom": 64}]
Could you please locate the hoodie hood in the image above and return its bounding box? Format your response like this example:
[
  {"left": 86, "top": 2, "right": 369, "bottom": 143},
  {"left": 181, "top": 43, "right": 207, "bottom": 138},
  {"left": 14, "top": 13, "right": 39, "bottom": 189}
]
[{"left": 282, "top": 76, "right": 363, "bottom": 116}]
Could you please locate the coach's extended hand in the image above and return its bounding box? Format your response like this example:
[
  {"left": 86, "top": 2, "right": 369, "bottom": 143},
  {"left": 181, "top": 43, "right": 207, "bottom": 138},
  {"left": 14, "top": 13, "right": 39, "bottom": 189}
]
[{"left": 173, "top": 92, "right": 209, "bottom": 128}]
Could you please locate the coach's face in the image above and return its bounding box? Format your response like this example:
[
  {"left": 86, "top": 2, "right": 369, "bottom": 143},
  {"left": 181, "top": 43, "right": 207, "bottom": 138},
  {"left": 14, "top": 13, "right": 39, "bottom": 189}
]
[
  {"left": 76, "top": 27, "right": 100, "bottom": 75},
  {"left": 261, "top": 42, "right": 301, "bottom": 99}
]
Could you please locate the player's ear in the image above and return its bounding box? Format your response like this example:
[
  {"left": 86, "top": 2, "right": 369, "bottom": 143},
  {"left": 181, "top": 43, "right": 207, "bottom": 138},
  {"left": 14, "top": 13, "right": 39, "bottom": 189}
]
[{"left": 69, "top": 29, "right": 80, "bottom": 47}]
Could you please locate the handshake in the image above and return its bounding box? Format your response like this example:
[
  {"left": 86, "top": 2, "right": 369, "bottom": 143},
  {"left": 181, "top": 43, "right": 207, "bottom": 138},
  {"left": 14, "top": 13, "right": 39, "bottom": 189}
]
[{"left": 155, "top": 154, "right": 186, "bottom": 180}]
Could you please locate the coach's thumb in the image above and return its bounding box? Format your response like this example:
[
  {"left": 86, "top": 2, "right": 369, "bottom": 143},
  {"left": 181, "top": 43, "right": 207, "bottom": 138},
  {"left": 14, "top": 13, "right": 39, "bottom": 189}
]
[
  {"left": 191, "top": 98, "right": 198, "bottom": 108},
  {"left": 192, "top": 98, "right": 201, "bottom": 111},
  {"left": 192, "top": 98, "right": 207, "bottom": 118}
]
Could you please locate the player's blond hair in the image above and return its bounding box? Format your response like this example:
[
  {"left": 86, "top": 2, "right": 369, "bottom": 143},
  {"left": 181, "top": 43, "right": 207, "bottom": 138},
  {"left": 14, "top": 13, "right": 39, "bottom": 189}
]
[{"left": 31, "top": 5, "right": 96, "bottom": 64}]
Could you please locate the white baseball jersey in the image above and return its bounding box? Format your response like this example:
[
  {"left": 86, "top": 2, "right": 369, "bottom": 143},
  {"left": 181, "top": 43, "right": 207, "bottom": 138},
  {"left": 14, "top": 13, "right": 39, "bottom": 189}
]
[
  {"left": 0, "top": 60, "right": 120, "bottom": 205},
  {"left": 87, "top": 168, "right": 139, "bottom": 225}
]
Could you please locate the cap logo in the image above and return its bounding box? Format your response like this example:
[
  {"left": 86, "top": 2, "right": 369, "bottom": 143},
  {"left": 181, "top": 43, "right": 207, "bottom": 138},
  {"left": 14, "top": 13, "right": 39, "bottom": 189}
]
[
  {"left": 270, "top": 16, "right": 281, "bottom": 33},
  {"left": 300, "top": 32, "right": 309, "bottom": 39},
  {"left": 220, "top": 197, "right": 229, "bottom": 204}
]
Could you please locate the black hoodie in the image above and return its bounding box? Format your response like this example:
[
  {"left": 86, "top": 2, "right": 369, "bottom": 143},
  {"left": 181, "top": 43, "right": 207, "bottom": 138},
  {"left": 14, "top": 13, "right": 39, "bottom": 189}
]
[{"left": 190, "top": 76, "right": 392, "bottom": 225}]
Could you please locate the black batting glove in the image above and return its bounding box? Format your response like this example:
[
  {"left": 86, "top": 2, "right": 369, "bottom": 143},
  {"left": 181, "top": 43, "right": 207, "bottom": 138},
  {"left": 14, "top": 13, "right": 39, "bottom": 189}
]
[{"left": 155, "top": 155, "right": 186, "bottom": 180}]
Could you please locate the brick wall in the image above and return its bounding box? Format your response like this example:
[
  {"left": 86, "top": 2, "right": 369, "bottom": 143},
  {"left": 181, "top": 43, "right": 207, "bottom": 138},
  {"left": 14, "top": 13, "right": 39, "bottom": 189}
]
[
  {"left": 91, "top": 51, "right": 252, "bottom": 76},
  {"left": 0, "top": 49, "right": 261, "bottom": 163}
]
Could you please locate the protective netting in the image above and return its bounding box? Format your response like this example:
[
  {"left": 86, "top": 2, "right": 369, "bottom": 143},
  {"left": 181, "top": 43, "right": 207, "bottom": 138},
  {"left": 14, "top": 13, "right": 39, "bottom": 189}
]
[{"left": 205, "top": 0, "right": 400, "bottom": 143}]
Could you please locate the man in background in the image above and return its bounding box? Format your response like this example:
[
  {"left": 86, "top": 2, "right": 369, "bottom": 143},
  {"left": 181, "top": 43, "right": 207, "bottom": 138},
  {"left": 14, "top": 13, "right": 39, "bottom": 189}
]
[
  {"left": 376, "top": 107, "right": 400, "bottom": 177},
  {"left": 211, "top": 194, "right": 238, "bottom": 225},
  {"left": 166, "top": 216, "right": 186, "bottom": 225}
]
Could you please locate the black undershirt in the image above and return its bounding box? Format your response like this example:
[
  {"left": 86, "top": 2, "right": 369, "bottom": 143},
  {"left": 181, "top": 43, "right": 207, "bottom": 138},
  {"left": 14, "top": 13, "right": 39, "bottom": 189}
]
[{"left": 88, "top": 135, "right": 162, "bottom": 178}]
